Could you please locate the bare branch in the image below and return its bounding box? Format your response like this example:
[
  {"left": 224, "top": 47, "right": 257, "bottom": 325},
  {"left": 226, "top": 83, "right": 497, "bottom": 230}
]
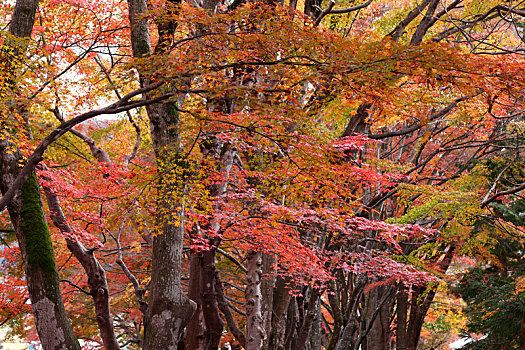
[
  {"left": 368, "top": 94, "right": 474, "bottom": 140},
  {"left": 215, "top": 272, "right": 246, "bottom": 348},
  {"left": 326, "top": 0, "right": 373, "bottom": 15},
  {"left": 387, "top": 0, "right": 433, "bottom": 42},
  {"left": 109, "top": 212, "right": 148, "bottom": 314},
  {"left": 0, "top": 82, "right": 166, "bottom": 213},
  {"left": 60, "top": 279, "right": 91, "bottom": 296}
]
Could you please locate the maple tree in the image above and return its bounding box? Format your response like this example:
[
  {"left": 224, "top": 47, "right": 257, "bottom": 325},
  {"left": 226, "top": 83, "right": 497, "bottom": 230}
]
[{"left": 2, "top": 0, "right": 525, "bottom": 350}]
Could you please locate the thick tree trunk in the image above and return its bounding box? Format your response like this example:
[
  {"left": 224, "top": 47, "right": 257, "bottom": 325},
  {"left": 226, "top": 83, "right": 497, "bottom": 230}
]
[
  {"left": 186, "top": 254, "right": 206, "bottom": 350},
  {"left": 186, "top": 248, "right": 223, "bottom": 350},
  {"left": 143, "top": 161, "right": 195, "bottom": 349},
  {"left": 127, "top": 1, "right": 197, "bottom": 348},
  {"left": 186, "top": 138, "right": 235, "bottom": 348},
  {"left": 200, "top": 249, "right": 223, "bottom": 349},
  {"left": 363, "top": 286, "right": 392, "bottom": 350},
  {"left": 269, "top": 277, "right": 291, "bottom": 350},
  {"left": 0, "top": 1, "right": 80, "bottom": 349},
  {"left": 0, "top": 172, "right": 81, "bottom": 350}
]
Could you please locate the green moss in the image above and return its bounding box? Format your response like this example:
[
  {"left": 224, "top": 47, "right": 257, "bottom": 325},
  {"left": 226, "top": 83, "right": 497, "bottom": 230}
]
[{"left": 19, "top": 172, "right": 59, "bottom": 293}]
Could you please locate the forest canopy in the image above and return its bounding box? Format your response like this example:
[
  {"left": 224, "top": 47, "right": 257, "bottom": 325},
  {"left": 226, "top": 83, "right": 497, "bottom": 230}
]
[{"left": 2, "top": 0, "right": 525, "bottom": 349}]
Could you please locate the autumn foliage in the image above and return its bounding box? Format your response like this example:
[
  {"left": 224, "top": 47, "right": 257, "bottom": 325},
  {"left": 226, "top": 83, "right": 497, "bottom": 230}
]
[{"left": 2, "top": 0, "right": 525, "bottom": 349}]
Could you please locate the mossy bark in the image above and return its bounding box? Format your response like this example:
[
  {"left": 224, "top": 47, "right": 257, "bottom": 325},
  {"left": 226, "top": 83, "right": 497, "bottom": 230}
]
[
  {"left": 1, "top": 170, "right": 80, "bottom": 350},
  {"left": 1, "top": 1, "right": 81, "bottom": 349}
]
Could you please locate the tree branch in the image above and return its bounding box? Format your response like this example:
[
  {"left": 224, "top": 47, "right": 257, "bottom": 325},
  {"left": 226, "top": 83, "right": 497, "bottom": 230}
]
[{"left": 0, "top": 82, "right": 166, "bottom": 213}]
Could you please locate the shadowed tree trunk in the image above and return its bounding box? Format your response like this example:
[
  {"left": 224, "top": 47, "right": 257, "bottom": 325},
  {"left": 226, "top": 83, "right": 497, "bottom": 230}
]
[{"left": 396, "top": 283, "right": 408, "bottom": 350}]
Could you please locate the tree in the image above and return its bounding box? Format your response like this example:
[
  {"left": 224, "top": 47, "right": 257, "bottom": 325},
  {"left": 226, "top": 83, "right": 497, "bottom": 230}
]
[{"left": 2, "top": 1, "right": 525, "bottom": 349}]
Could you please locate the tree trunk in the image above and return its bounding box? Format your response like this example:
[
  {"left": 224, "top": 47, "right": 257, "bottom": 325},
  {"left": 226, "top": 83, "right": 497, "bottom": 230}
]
[
  {"left": 187, "top": 248, "right": 224, "bottom": 350},
  {"left": 1, "top": 172, "right": 81, "bottom": 350},
  {"left": 296, "top": 287, "right": 320, "bottom": 350},
  {"left": 44, "top": 181, "right": 120, "bottom": 350},
  {"left": 127, "top": 1, "right": 197, "bottom": 348},
  {"left": 269, "top": 277, "right": 291, "bottom": 350},
  {"left": 201, "top": 249, "right": 223, "bottom": 349},
  {"left": 143, "top": 161, "right": 195, "bottom": 349},
  {"left": 396, "top": 284, "right": 408, "bottom": 350},
  {"left": 0, "top": 1, "right": 81, "bottom": 349},
  {"left": 186, "top": 254, "right": 206, "bottom": 350},
  {"left": 215, "top": 272, "right": 246, "bottom": 348},
  {"left": 308, "top": 299, "right": 322, "bottom": 350},
  {"left": 406, "top": 244, "right": 455, "bottom": 350},
  {"left": 261, "top": 253, "right": 275, "bottom": 350},
  {"left": 363, "top": 286, "right": 392, "bottom": 350},
  {"left": 246, "top": 250, "right": 266, "bottom": 350}
]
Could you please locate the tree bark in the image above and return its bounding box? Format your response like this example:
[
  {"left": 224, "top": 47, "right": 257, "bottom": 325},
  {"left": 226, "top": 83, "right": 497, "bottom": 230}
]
[
  {"left": 0, "top": 172, "right": 81, "bottom": 350},
  {"left": 269, "top": 277, "right": 291, "bottom": 350},
  {"left": 127, "top": 1, "right": 196, "bottom": 348},
  {"left": 261, "top": 253, "right": 275, "bottom": 350},
  {"left": 361, "top": 286, "right": 392, "bottom": 350},
  {"left": 186, "top": 248, "right": 224, "bottom": 350},
  {"left": 0, "top": 1, "right": 81, "bottom": 349},
  {"left": 246, "top": 250, "right": 266, "bottom": 350},
  {"left": 42, "top": 123, "right": 121, "bottom": 350},
  {"left": 406, "top": 244, "right": 455, "bottom": 350},
  {"left": 296, "top": 287, "right": 321, "bottom": 350},
  {"left": 186, "top": 254, "right": 206, "bottom": 350},
  {"left": 215, "top": 272, "right": 246, "bottom": 348},
  {"left": 396, "top": 284, "right": 408, "bottom": 350},
  {"left": 44, "top": 189, "right": 120, "bottom": 350}
]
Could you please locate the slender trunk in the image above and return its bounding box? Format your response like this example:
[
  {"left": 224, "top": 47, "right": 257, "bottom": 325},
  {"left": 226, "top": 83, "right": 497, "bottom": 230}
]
[
  {"left": 406, "top": 245, "right": 455, "bottom": 350},
  {"left": 201, "top": 248, "right": 223, "bottom": 349},
  {"left": 261, "top": 253, "right": 275, "bottom": 350},
  {"left": 215, "top": 272, "right": 246, "bottom": 348},
  {"left": 326, "top": 280, "right": 343, "bottom": 350},
  {"left": 186, "top": 254, "right": 206, "bottom": 350},
  {"left": 44, "top": 185, "right": 120, "bottom": 350},
  {"left": 42, "top": 124, "right": 120, "bottom": 350},
  {"left": 406, "top": 285, "right": 432, "bottom": 350},
  {"left": 335, "top": 284, "right": 364, "bottom": 350},
  {"left": 296, "top": 288, "right": 320, "bottom": 350},
  {"left": 396, "top": 284, "right": 408, "bottom": 350},
  {"left": 246, "top": 250, "right": 266, "bottom": 350},
  {"left": 283, "top": 298, "right": 298, "bottom": 350},
  {"left": 309, "top": 299, "right": 322, "bottom": 350}
]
